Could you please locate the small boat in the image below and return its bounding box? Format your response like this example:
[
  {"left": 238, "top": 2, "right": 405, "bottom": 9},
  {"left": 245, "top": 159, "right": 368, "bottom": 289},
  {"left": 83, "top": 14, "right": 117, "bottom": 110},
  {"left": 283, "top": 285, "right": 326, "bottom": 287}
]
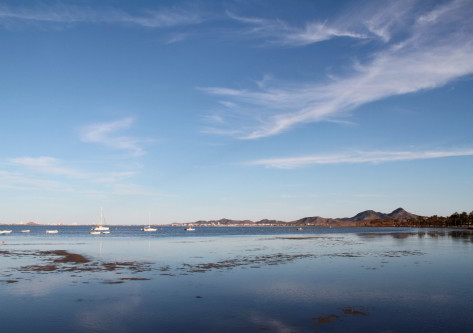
[
  {"left": 0, "top": 230, "right": 12, "bottom": 235},
  {"left": 142, "top": 213, "right": 157, "bottom": 232},
  {"left": 91, "top": 208, "right": 110, "bottom": 233},
  {"left": 92, "top": 225, "right": 109, "bottom": 231},
  {"left": 21, "top": 230, "right": 31, "bottom": 233},
  {"left": 185, "top": 226, "right": 195, "bottom": 231},
  {"left": 297, "top": 227, "right": 303, "bottom": 231},
  {"left": 45, "top": 230, "right": 58, "bottom": 234},
  {"left": 90, "top": 230, "right": 110, "bottom": 235}
]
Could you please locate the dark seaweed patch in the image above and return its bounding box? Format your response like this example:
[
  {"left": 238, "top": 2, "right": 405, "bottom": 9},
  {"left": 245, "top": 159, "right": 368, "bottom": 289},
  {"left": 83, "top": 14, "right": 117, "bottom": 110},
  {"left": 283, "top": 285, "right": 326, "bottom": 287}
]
[
  {"left": 101, "top": 280, "right": 125, "bottom": 284},
  {"left": 313, "top": 314, "right": 340, "bottom": 326},
  {"left": 3, "top": 249, "right": 152, "bottom": 283},
  {"left": 119, "top": 277, "right": 151, "bottom": 281},
  {"left": 341, "top": 307, "right": 369, "bottom": 316},
  {"left": 180, "top": 253, "right": 315, "bottom": 273},
  {"left": 41, "top": 250, "right": 90, "bottom": 263},
  {"left": 2, "top": 280, "right": 19, "bottom": 283}
]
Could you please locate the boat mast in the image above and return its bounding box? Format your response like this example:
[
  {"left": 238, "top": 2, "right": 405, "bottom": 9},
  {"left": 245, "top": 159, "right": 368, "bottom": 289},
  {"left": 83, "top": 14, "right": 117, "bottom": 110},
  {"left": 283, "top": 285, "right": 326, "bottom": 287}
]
[{"left": 101, "top": 207, "right": 105, "bottom": 225}]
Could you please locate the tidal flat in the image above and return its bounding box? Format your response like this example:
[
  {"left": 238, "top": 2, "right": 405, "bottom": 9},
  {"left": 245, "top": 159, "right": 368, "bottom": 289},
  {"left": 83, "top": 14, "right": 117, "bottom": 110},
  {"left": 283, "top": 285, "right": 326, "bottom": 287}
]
[{"left": 0, "top": 227, "right": 472, "bottom": 332}]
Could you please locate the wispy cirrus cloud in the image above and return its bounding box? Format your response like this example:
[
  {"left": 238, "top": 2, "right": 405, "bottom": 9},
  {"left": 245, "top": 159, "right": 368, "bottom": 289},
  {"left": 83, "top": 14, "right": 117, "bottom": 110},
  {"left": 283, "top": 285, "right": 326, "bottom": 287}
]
[
  {"left": 0, "top": 170, "right": 62, "bottom": 190},
  {"left": 227, "top": 11, "right": 366, "bottom": 46},
  {"left": 8, "top": 156, "right": 137, "bottom": 183},
  {"left": 0, "top": 3, "right": 204, "bottom": 29},
  {"left": 247, "top": 148, "right": 473, "bottom": 169},
  {"left": 9, "top": 156, "right": 88, "bottom": 178},
  {"left": 4, "top": 156, "right": 160, "bottom": 198},
  {"left": 80, "top": 117, "right": 147, "bottom": 156},
  {"left": 94, "top": 171, "right": 137, "bottom": 184},
  {"left": 205, "top": 0, "right": 473, "bottom": 139}
]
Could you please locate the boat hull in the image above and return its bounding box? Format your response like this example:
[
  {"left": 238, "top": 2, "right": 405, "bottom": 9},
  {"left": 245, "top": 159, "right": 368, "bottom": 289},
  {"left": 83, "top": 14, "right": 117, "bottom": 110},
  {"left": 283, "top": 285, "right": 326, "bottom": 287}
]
[{"left": 92, "top": 226, "right": 109, "bottom": 231}]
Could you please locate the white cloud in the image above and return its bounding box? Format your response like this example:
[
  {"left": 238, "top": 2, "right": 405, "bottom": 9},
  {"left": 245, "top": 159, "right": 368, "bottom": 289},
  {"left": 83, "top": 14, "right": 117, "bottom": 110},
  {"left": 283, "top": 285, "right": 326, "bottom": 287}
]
[
  {"left": 93, "top": 171, "right": 137, "bottom": 184},
  {"left": 0, "top": 3, "right": 203, "bottom": 29},
  {"left": 105, "top": 7, "right": 203, "bottom": 28},
  {"left": 0, "top": 170, "right": 62, "bottom": 190},
  {"left": 8, "top": 156, "right": 88, "bottom": 178},
  {"left": 358, "top": 0, "right": 419, "bottom": 42},
  {"left": 206, "top": 0, "right": 473, "bottom": 139},
  {"left": 200, "top": 127, "right": 241, "bottom": 136},
  {"left": 227, "top": 11, "right": 366, "bottom": 46},
  {"left": 247, "top": 148, "right": 473, "bottom": 169},
  {"left": 80, "top": 117, "right": 146, "bottom": 156},
  {"left": 6, "top": 156, "right": 140, "bottom": 193},
  {"left": 203, "top": 114, "right": 225, "bottom": 124}
]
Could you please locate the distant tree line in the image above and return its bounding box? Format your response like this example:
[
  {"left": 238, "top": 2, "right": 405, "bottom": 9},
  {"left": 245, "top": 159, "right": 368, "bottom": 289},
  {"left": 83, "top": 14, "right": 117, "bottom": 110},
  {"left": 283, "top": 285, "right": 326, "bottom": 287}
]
[{"left": 405, "top": 211, "right": 473, "bottom": 228}]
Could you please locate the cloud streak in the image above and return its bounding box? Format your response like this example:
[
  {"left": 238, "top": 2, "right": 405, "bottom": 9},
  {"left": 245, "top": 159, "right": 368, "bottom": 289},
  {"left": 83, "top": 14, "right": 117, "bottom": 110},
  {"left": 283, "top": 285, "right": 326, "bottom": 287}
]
[
  {"left": 0, "top": 170, "right": 62, "bottom": 190},
  {"left": 8, "top": 156, "right": 137, "bottom": 184},
  {"left": 9, "top": 156, "right": 88, "bottom": 178},
  {"left": 205, "top": 0, "right": 473, "bottom": 139},
  {"left": 227, "top": 11, "right": 366, "bottom": 46},
  {"left": 4, "top": 156, "right": 161, "bottom": 198},
  {"left": 247, "top": 148, "right": 473, "bottom": 169},
  {"left": 0, "top": 3, "right": 203, "bottom": 29},
  {"left": 81, "top": 117, "right": 146, "bottom": 156}
]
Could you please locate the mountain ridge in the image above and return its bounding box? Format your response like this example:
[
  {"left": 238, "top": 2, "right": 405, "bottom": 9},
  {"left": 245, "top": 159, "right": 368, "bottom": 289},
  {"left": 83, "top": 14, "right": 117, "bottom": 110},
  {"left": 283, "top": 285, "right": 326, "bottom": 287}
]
[{"left": 184, "top": 208, "right": 419, "bottom": 226}]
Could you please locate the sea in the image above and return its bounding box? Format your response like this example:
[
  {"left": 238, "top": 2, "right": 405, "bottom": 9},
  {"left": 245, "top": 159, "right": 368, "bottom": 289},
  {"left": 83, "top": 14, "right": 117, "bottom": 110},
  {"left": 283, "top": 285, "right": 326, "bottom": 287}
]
[{"left": 1, "top": 226, "right": 472, "bottom": 333}]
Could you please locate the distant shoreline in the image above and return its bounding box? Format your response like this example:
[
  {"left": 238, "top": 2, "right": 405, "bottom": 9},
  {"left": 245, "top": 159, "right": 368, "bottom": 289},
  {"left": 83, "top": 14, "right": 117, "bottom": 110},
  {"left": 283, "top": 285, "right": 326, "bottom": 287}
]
[
  {"left": 1, "top": 207, "right": 471, "bottom": 229},
  {"left": 1, "top": 223, "right": 471, "bottom": 229}
]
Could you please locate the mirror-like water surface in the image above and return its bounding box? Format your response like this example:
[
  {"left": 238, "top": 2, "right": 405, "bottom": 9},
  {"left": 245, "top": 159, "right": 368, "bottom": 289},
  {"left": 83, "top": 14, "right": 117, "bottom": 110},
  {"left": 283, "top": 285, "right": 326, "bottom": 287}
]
[{"left": 1, "top": 227, "right": 472, "bottom": 332}]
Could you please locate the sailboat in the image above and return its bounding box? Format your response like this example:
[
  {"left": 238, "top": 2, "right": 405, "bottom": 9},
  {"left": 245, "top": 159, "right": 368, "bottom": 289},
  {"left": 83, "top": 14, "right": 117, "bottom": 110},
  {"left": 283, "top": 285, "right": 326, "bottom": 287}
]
[
  {"left": 90, "top": 208, "right": 110, "bottom": 234},
  {"left": 142, "top": 213, "right": 157, "bottom": 232}
]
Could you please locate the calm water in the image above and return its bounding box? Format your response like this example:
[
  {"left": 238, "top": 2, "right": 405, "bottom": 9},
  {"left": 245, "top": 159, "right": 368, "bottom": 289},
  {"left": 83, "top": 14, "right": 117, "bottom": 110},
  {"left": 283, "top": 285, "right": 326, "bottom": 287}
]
[{"left": 1, "top": 226, "right": 472, "bottom": 332}]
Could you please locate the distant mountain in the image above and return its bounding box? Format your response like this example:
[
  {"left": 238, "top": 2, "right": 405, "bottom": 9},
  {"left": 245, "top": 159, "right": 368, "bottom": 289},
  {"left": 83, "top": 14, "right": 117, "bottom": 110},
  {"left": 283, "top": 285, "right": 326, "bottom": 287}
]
[
  {"left": 255, "top": 219, "right": 285, "bottom": 225},
  {"left": 183, "top": 208, "right": 418, "bottom": 226},
  {"left": 340, "top": 208, "right": 417, "bottom": 222},
  {"left": 289, "top": 216, "right": 333, "bottom": 225},
  {"left": 387, "top": 208, "right": 417, "bottom": 220},
  {"left": 342, "top": 210, "right": 387, "bottom": 222},
  {"left": 191, "top": 218, "right": 255, "bottom": 226}
]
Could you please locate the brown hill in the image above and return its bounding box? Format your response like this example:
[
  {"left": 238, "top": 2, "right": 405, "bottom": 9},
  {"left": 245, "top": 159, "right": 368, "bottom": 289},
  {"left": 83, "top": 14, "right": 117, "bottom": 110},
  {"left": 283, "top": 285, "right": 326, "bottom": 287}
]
[
  {"left": 387, "top": 207, "right": 417, "bottom": 220},
  {"left": 185, "top": 208, "right": 418, "bottom": 226}
]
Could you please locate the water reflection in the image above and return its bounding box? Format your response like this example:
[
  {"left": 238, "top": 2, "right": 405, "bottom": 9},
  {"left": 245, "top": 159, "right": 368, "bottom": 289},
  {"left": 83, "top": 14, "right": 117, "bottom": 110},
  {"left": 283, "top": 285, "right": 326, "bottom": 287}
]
[
  {"left": 357, "top": 230, "right": 473, "bottom": 243},
  {"left": 1, "top": 228, "right": 473, "bottom": 332}
]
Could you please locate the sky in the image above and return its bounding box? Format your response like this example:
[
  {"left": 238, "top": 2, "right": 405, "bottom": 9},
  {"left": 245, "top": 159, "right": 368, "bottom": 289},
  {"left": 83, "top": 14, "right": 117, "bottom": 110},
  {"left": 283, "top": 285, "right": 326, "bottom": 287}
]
[{"left": 1, "top": 0, "right": 472, "bottom": 224}]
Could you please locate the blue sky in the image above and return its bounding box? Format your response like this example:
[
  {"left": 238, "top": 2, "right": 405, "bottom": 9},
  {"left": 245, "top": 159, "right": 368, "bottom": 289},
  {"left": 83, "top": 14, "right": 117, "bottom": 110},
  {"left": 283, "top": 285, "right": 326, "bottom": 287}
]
[{"left": 1, "top": 0, "right": 472, "bottom": 224}]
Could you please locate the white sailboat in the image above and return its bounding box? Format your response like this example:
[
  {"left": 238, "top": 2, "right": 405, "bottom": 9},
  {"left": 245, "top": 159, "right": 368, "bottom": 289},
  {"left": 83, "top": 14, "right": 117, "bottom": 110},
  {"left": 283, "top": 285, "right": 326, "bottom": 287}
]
[
  {"left": 142, "top": 213, "right": 157, "bottom": 232},
  {"left": 90, "top": 208, "right": 110, "bottom": 234},
  {"left": 185, "top": 226, "right": 195, "bottom": 231}
]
